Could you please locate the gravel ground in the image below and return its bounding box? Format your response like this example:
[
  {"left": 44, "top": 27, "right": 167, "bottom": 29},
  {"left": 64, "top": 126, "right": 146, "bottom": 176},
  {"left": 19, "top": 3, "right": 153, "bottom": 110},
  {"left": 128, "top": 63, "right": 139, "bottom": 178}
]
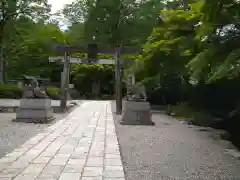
[
  {"left": 0, "top": 99, "right": 79, "bottom": 107},
  {"left": 112, "top": 105, "right": 240, "bottom": 180},
  {"left": 0, "top": 111, "right": 74, "bottom": 158},
  {"left": 0, "top": 100, "right": 81, "bottom": 158}
]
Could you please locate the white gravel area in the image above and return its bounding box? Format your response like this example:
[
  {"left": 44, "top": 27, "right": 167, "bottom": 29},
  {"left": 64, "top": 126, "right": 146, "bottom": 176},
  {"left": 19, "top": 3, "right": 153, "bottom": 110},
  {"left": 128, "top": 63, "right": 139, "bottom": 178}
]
[
  {"left": 111, "top": 103, "right": 240, "bottom": 180},
  {"left": 0, "top": 99, "right": 78, "bottom": 107},
  {"left": 0, "top": 113, "right": 67, "bottom": 158}
]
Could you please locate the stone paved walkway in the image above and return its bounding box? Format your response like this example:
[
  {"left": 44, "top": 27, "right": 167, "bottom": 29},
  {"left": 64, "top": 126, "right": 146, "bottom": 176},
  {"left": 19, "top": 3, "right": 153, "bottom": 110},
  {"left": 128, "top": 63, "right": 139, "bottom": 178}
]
[{"left": 0, "top": 101, "right": 124, "bottom": 180}]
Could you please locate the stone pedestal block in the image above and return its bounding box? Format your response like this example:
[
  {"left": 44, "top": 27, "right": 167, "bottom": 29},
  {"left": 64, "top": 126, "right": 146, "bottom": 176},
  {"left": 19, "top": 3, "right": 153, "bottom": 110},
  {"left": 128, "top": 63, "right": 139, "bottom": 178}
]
[
  {"left": 13, "top": 99, "right": 54, "bottom": 123},
  {"left": 120, "top": 100, "right": 155, "bottom": 125}
]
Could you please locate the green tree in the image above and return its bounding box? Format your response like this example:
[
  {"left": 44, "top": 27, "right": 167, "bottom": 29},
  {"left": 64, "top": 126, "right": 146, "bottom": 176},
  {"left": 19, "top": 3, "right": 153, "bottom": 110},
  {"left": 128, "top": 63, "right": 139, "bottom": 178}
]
[
  {"left": 6, "top": 17, "right": 66, "bottom": 80},
  {"left": 71, "top": 64, "right": 115, "bottom": 97},
  {"left": 134, "top": 8, "right": 201, "bottom": 94},
  {"left": 61, "top": 0, "right": 95, "bottom": 23},
  {"left": 65, "top": 23, "right": 85, "bottom": 45},
  {"left": 187, "top": 0, "right": 240, "bottom": 82},
  {"left": 85, "top": 0, "right": 164, "bottom": 45},
  {"left": 61, "top": 0, "right": 164, "bottom": 46},
  {"left": 0, "top": 0, "right": 51, "bottom": 82}
]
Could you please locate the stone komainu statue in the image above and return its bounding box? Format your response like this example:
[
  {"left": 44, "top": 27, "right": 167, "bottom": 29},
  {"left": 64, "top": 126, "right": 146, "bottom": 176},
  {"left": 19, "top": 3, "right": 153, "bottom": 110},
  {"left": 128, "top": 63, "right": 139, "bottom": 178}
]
[
  {"left": 23, "top": 78, "right": 48, "bottom": 99},
  {"left": 23, "top": 84, "right": 35, "bottom": 98},
  {"left": 127, "top": 84, "right": 147, "bottom": 101}
]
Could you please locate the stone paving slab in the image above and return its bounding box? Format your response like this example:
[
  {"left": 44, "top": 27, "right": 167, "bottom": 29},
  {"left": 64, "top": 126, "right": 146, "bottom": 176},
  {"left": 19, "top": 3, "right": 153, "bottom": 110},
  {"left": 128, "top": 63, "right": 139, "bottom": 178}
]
[{"left": 0, "top": 101, "right": 125, "bottom": 180}]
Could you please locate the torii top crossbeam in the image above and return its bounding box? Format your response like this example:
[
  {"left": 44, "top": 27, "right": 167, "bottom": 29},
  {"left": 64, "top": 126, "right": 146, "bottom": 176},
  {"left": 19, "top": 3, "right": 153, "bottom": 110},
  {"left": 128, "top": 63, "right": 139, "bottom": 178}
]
[{"left": 53, "top": 44, "right": 141, "bottom": 54}]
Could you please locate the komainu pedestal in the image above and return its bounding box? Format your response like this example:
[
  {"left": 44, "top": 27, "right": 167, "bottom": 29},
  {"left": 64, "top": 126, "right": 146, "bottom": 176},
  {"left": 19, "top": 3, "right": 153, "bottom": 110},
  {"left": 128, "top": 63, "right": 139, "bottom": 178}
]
[
  {"left": 13, "top": 99, "right": 54, "bottom": 123},
  {"left": 120, "top": 100, "right": 155, "bottom": 125}
]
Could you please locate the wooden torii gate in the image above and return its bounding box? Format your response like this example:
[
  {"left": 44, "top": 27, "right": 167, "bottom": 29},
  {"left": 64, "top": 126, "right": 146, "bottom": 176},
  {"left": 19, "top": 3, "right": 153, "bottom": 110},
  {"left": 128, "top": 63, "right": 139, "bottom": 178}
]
[{"left": 50, "top": 44, "right": 140, "bottom": 114}]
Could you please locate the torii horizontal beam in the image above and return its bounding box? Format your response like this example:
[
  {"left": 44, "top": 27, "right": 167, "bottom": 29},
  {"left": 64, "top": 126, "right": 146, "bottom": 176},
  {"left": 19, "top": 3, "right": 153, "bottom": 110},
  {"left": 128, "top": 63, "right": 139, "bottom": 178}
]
[{"left": 52, "top": 45, "right": 141, "bottom": 54}]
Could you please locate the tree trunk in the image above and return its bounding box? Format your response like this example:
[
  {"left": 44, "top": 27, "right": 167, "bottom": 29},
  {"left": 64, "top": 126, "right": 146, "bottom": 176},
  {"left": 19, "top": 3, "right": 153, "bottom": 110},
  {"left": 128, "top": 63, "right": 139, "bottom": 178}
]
[
  {"left": 3, "top": 54, "right": 8, "bottom": 83},
  {"left": 0, "top": 41, "right": 4, "bottom": 84},
  {"left": 183, "top": 0, "right": 188, "bottom": 9}
]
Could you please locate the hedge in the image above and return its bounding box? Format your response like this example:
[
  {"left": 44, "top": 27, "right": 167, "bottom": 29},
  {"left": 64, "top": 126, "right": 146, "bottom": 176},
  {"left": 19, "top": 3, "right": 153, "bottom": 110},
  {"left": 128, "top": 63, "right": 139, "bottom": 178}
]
[
  {"left": 46, "top": 87, "right": 61, "bottom": 100},
  {"left": 0, "top": 84, "right": 23, "bottom": 99},
  {"left": 0, "top": 84, "right": 62, "bottom": 100}
]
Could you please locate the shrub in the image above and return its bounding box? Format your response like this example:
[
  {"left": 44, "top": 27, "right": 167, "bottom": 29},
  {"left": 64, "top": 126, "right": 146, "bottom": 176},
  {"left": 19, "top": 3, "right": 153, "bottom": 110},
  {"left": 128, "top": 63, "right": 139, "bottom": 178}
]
[
  {"left": 191, "top": 111, "right": 216, "bottom": 127},
  {"left": 101, "top": 94, "right": 114, "bottom": 100},
  {"left": 46, "top": 87, "right": 61, "bottom": 100},
  {"left": 165, "top": 104, "right": 174, "bottom": 115},
  {"left": 0, "top": 84, "right": 23, "bottom": 99},
  {"left": 166, "top": 102, "right": 217, "bottom": 127},
  {"left": 69, "top": 89, "right": 81, "bottom": 99},
  {"left": 170, "top": 102, "right": 194, "bottom": 118}
]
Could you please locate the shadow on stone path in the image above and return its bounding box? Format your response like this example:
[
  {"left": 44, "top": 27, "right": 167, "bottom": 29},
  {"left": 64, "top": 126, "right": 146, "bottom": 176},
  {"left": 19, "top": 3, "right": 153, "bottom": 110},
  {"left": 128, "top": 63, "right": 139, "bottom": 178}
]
[{"left": 111, "top": 102, "right": 240, "bottom": 180}]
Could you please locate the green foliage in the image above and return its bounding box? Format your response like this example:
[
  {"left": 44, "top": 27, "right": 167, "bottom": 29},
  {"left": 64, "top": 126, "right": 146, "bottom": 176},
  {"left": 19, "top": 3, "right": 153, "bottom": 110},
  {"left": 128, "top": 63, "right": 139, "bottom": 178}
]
[
  {"left": 46, "top": 87, "right": 60, "bottom": 100},
  {"left": 132, "top": 8, "right": 201, "bottom": 105},
  {"left": 0, "top": 84, "right": 23, "bottom": 99},
  {"left": 168, "top": 102, "right": 194, "bottom": 118},
  {"left": 0, "top": 0, "right": 51, "bottom": 82},
  {"left": 187, "top": 0, "right": 240, "bottom": 82},
  {"left": 71, "top": 64, "right": 115, "bottom": 97},
  {"left": 60, "top": 0, "right": 95, "bottom": 23},
  {"left": 69, "top": 88, "right": 81, "bottom": 99},
  {"left": 191, "top": 111, "right": 216, "bottom": 127},
  {"left": 167, "top": 102, "right": 216, "bottom": 127},
  {"left": 138, "top": 8, "right": 200, "bottom": 75},
  {"left": 134, "top": 0, "right": 240, "bottom": 88},
  {"left": 65, "top": 23, "right": 85, "bottom": 44},
  {"left": 62, "top": 0, "right": 165, "bottom": 45},
  {"left": 6, "top": 17, "right": 66, "bottom": 80},
  {"left": 0, "top": 0, "right": 64, "bottom": 82},
  {"left": 101, "top": 94, "right": 114, "bottom": 100},
  {"left": 131, "top": 1, "right": 240, "bottom": 146}
]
